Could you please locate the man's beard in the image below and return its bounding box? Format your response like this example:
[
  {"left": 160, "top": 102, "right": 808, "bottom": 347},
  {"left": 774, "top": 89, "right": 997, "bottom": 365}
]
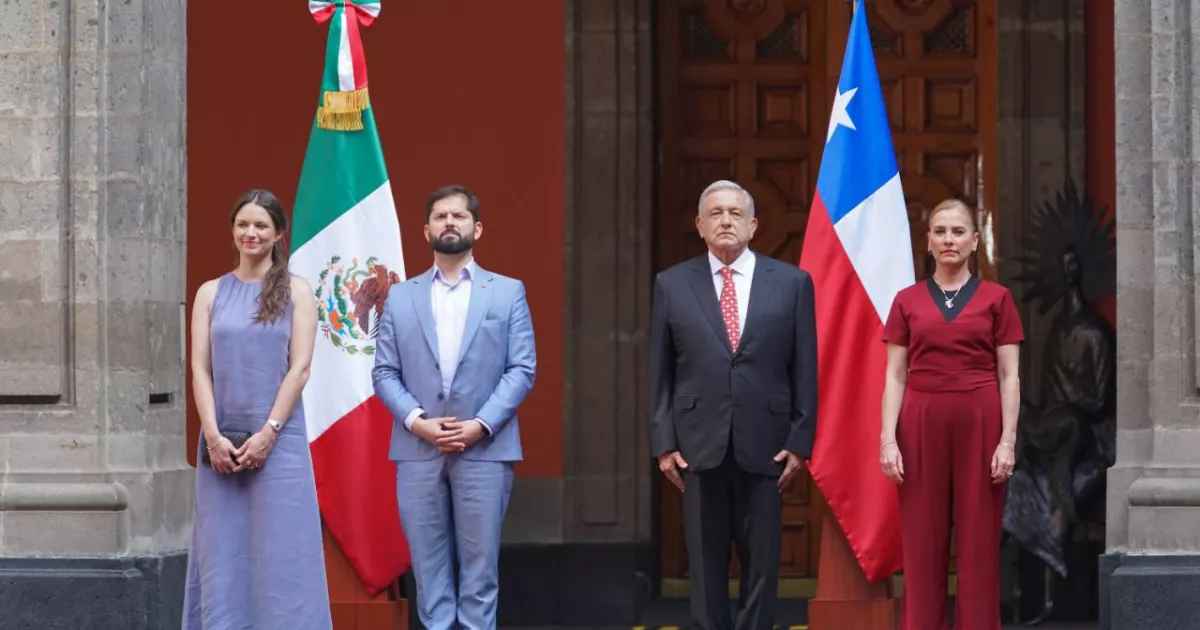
[{"left": 430, "top": 230, "right": 474, "bottom": 254}]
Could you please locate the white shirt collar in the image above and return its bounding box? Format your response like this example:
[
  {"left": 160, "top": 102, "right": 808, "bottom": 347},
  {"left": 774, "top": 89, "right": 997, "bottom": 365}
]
[
  {"left": 433, "top": 258, "right": 476, "bottom": 284},
  {"left": 707, "top": 248, "right": 755, "bottom": 276}
]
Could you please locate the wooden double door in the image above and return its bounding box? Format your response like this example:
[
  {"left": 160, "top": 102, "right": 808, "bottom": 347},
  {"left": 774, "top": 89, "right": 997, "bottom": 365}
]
[{"left": 655, "top": 0, "right": 998, "bottom": 584}]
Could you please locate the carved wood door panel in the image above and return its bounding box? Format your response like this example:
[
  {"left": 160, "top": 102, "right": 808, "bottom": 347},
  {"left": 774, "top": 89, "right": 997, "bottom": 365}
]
[
  {"left": 655, "top": 0, "right": 997, "bottom": 584},
  {"left": 656, "top": 0, "right": 831, "bottom": 583},
  {"left": 826, "top": 0, "right": 999, "bottom": 279}
]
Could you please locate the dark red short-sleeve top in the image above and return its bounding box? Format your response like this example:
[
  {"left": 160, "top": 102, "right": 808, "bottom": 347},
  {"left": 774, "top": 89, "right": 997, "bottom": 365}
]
[{"left": 882, "top": 278, "right": 1024, "bottom": 392}]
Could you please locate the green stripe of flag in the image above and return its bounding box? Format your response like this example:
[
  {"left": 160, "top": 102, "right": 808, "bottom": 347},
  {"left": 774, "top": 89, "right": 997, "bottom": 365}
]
[
  {"left": 322, "top": 6, "right": 345, "bottom": 94},
  {"left": 290, "top": 107, "right": 389, "bottom": 252}
]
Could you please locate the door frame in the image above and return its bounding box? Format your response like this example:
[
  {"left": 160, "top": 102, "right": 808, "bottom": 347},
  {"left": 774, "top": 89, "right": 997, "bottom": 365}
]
[{"left": 649, "top": 0, "right": 1003, "bottom": 596}]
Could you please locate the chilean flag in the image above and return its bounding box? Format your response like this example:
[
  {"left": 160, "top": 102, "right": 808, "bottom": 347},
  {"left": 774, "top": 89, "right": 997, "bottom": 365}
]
[{"left": 800, "top": 0, "right": 914, "bottom": 583}]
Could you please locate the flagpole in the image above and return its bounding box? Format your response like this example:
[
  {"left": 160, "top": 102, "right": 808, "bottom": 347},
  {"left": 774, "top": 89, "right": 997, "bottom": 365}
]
[{"left": 808, "top": 516, "right": 900, "bottom": 629}]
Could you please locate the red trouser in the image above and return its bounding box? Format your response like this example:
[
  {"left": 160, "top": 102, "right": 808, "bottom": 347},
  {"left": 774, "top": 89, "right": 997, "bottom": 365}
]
[{"left": 897, "top": 385, "right": 1005, "bottom": 630}]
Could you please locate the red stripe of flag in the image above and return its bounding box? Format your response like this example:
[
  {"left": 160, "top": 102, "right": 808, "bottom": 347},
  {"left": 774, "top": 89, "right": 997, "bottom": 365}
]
[
  {"left": 345, "top": 7, "right": 369, "bottom": 90},
  {"left": 311, "top": 395, "right": 410, "bottom": 594},
  {"left": 801, "top": 193, "right": 903, "bottom": 582}
]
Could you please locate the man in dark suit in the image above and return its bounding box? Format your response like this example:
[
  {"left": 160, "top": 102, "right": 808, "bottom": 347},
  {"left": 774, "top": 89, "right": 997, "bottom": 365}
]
[{"left": 650, "top": 179, "right": 818, "bottom": 629}]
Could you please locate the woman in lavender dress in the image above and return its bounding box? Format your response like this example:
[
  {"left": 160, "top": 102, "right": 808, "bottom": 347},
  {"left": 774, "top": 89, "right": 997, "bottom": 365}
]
[{"left": 183, "top": 189, "right": 332, "bottom": 629}]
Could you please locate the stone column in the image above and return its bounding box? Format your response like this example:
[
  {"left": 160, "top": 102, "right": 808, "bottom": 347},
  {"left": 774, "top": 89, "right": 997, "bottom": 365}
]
[
  {"left": 1102, "top": 0, "right": 1200, "bottom": 628},
  {"left": 0, "top": 0, "right": 190, "bottom": 628},
  {"left": 501, "top": 0, "right": 657, "bottom": 625},
  {"left": 561, "top": 0, "right": 656, "bottom": 541},
  {"left": 490, "top": 2, "right": 655, "bottom": 625}
]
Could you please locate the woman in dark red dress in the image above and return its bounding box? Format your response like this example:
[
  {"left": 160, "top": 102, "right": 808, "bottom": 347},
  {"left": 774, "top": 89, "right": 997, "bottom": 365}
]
[{"left": 879, "top": 199, "right": 1023, "bottom": 630}]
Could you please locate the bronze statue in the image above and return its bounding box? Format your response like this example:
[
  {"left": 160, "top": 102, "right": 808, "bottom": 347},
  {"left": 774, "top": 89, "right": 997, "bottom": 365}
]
[{"left": 1002, "top": 180, "right": 1116, "bottom": 619}]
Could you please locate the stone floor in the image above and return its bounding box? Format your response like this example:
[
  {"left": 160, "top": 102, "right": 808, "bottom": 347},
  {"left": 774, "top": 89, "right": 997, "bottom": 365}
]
[
  {"left": 495, "top": 595, "right": 1102, "bottom": 628},
  {"left": 518, "top": 598, "right": 1100, "bottom": 629},
  {"left": 507, "top": 624, "right": 1094, "bottom": 630},
  {"left": 505, "top": 623, "right": 1095, "bottom": 630}
]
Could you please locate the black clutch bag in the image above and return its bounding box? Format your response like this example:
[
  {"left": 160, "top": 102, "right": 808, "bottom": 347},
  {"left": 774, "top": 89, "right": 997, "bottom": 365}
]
[{"left": 200, "top": 431, "right": 251, "bottom": 465}]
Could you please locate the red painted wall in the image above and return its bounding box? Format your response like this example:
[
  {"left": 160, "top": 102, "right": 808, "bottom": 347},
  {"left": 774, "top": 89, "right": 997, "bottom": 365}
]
[
  {"left": 1086, "top": 0, "right": 1116, "bottom": 325},
  {"left": 186, "top": 1, "right": 565, "bottom": 478}
]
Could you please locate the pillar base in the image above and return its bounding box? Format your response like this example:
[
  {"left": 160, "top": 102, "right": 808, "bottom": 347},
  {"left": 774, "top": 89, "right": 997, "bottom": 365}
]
[
  {"left": 1101, "top": 553, "right": 1200, "bottom": 630},
  {"left": 807, "top": 515, "right": 900, "bottom": 630},
  {"left": 0, "top": 553, "right": 187, "bottom": 629},
  {"left": 497, "top": 541, "right": 654, "bottom": 625},
  {"left": 322, "top": 524, "right": 410, "bottom": 630}
]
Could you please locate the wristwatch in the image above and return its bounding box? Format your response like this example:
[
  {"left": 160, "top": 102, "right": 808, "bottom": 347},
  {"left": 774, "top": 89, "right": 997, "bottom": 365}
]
[{"left": 266, "top": 419, "right": 283, "bottom": 433}]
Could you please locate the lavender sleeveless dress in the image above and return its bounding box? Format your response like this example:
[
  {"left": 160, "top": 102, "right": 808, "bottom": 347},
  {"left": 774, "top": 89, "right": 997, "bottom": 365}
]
[{"left": 183, "top": 273, "right": 332, "bottom": 629}]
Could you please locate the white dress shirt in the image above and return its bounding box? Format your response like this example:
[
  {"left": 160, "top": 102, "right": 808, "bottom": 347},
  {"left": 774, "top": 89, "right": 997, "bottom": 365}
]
[
  {"left": 708, "top": 248, "right": 755, "bottom": 337},
  {"left": 404, "top": 259, "right": 492, "bottom": 434}
]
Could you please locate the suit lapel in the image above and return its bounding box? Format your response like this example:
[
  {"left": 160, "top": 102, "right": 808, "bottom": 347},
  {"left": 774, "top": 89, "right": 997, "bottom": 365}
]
[
  {"left": 410, "top": 267, "right": 440, "bottom": 360},
  {"left": 689, "top": 258, "right": 733, "bottom": 355},
  {"left": 735, "top": 254, "right": 773, "bottom": 355},
  {"left": 458, "top": 266, "right": 496, "bottom": 362}
]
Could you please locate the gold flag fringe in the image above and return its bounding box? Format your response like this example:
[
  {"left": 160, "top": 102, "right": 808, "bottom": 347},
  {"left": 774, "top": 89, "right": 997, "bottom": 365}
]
[
  {"left": 317, "top": 109, "right": 364, "bottom": 131},
  {"left": 316, "top": 87, "right": 369, "bottom": 131},
  {"left": 323, "top": 88, "right": 369, "bottom": 112}
]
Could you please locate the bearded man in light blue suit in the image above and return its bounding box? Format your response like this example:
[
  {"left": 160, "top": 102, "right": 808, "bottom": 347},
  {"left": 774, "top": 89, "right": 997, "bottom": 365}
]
[{"left": 372, "top": 184, "right": 536, "bottom": 630}]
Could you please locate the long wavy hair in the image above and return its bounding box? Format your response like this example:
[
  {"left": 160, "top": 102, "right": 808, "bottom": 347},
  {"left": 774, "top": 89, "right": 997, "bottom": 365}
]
[{"left": 230, "top": 189, "right": 291, "bottom": 323}]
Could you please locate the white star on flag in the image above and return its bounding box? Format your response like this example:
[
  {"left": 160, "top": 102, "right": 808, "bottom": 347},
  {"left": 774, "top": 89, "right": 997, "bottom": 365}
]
[{"left": 826, "top": 85, "right": 858, "bottom": 143}]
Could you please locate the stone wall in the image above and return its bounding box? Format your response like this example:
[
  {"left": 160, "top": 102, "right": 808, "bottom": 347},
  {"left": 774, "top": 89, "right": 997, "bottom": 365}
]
[
  {"left": 1103, "top": 0, "right": 1200, "bottom": 628},
  {"left": 0, "top": 0, "right": 190, "bottom": 627},
  {"left": 497, "top": 1, "right": 657, "bottom": 625}
]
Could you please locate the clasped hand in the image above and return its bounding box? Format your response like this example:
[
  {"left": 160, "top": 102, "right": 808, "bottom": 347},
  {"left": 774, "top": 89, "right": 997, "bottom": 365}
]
[
  {"left": 207, "top": 429, "right": 276, "bottom": 474},
  {"left": 236, "top": 430, "right": 276, "bottom": 471},
  {"left": 414, "top": 417, "right": 485, "bottom": 453}
]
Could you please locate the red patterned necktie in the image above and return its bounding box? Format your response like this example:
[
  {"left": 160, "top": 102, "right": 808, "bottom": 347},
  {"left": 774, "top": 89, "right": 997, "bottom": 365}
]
[{"left": 718, "top": 267, "right": 740, "bottom": 349}]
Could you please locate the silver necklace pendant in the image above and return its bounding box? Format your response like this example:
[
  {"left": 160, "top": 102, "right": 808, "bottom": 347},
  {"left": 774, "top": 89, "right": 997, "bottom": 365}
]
[{"left": 936, "top": 277, "right": 966, "bottom": 310}]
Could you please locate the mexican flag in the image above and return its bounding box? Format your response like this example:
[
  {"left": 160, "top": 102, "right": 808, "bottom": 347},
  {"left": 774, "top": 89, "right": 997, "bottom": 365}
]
[{"left": 288, "top": 0, "right": 411, "bottom": 595}]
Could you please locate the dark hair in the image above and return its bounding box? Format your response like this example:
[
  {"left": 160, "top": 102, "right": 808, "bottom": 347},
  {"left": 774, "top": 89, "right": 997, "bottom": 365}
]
[
  {"left": 230, "top": 189, "right": 291, "bottom": 323},
  {"left": 425, "top": 185, "right": 481, "bottom": 222}
]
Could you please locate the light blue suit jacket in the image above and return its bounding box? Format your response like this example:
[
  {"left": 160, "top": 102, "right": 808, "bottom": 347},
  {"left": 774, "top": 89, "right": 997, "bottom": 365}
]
[{"left": 371, "top": 264, "right": 536, "bottom": 462}]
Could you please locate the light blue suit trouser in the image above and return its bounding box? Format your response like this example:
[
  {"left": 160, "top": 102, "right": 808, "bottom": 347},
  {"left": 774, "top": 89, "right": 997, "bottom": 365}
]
[{"left": 395, "top": 455, "right": 514, "bottom": 630}]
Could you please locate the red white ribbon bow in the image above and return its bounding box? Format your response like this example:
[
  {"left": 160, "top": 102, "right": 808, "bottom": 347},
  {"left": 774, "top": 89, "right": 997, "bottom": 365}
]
[{"left": 309, "top": 0, "right": 381, "bottom": 92}]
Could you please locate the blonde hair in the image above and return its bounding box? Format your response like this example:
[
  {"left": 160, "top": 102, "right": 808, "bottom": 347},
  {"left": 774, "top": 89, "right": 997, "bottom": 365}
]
[{"left": 928, "top": 198, "right": 977, "bottom": 233}]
